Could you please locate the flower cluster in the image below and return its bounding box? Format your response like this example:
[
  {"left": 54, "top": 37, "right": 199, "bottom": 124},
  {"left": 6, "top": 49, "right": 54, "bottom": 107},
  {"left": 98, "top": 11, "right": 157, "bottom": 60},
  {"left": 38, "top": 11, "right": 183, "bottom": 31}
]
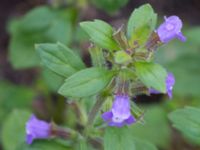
[{"left": 101, "top": 15, "right": 185, "bottom": 128}]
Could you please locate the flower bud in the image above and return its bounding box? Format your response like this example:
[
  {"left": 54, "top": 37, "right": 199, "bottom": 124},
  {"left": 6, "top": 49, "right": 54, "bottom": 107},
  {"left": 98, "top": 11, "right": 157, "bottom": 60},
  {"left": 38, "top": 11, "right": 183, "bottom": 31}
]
[{"left": 114, "top": 51, "right": 132, "bottom": 65}]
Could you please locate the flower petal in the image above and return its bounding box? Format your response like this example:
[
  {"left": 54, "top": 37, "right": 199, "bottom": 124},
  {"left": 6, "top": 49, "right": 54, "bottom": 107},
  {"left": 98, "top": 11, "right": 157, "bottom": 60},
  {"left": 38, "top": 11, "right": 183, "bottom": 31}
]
[
  {"left": 108, "top": 121, "right": 124, "bottom": 128},
  {"left": 176, "top": 32, "right": 186, "bottom": 42},
  {"left": 125, "top": 116, "right": 136, "bottom": 125},
  {"left": 26, "top": 134, "right": 34, "bottom": 145},
  {"left": 102, "top": 111, "right": 113, "bottom": 122}
]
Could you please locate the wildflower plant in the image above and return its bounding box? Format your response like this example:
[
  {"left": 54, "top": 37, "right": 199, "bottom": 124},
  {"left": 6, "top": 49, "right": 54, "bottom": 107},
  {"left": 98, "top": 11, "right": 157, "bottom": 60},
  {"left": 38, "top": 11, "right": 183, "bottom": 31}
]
[{"left": 29, "top": 3, "right": 186, "bottom": 149}]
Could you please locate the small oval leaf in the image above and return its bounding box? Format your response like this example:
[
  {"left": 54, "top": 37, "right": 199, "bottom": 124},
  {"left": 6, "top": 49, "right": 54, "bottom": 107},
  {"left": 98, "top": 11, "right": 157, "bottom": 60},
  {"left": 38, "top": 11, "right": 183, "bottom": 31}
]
[
  {"left": 2, "top": 110, "right": 31, "bottom": 150},
  {"left": 127, "top": 4, "right": 157, "bottom": 47},
  {"left": 80, "top": 19, "right": 120, "bottom": 51}
]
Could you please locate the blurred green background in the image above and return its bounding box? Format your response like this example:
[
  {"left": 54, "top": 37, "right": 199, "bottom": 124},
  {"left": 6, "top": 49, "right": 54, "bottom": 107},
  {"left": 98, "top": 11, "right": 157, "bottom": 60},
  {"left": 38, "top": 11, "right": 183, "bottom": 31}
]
[{"left": 0, "top": 0, "right": 200, "bottom": 150}]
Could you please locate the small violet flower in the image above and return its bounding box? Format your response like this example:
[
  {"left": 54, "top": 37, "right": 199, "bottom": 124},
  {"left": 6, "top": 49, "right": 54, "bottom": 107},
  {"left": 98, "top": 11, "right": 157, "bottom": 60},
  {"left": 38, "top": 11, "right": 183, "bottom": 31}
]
[
  {"left": 157, "top": 16, "right": 186, "bottom": 43},
  {"left": 102, "top": 94, "right": 135, "bottom": 127},
  {"left": 150, "top": 73, "right": 175, "bottom": 99},
  {"left": 26, "top": 114, "right": 51, "bottom": 144}
]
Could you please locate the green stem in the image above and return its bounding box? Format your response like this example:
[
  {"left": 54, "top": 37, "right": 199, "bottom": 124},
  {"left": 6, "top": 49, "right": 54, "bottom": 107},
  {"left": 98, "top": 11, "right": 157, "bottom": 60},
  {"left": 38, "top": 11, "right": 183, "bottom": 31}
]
[
  {"left": 51, "top": 124, "right": 80, "bottom": 140},
  {"left": 87, "top": 95, "right": 105, "bottom": 128}
]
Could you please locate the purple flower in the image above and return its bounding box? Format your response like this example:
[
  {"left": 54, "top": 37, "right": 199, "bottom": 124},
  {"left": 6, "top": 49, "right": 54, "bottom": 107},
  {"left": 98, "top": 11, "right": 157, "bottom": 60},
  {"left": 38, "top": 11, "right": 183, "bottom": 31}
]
[
  {"left": 150, "top": 73, "right": 175, "bottom": 99},
  {"left": 166, "top": 73, "right": 175, "bottom": 98},
  {"left": 102, "top": 94, "right": 135, "bottom": 127},
  {"left": 26, "top": 114, "right": 51, "bottom": 144},
  {"left": 156, "top": 16, "right": 186, "bottom": 43}
]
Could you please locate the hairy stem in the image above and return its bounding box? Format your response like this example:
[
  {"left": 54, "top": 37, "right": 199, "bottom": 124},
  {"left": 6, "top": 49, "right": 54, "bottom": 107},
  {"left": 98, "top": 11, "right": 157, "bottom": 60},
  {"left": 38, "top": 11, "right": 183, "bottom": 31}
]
[
  {"left": 87, "top": 95, "right": 105, "bottom": 128},
  {"left": 51, "top": 124, "right": 79, "bottom": 140}
]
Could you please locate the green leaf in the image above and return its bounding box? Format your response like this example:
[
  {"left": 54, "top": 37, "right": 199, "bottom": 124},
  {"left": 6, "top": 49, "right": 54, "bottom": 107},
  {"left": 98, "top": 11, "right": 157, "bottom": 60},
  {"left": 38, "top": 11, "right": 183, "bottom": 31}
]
[
  {"left": 80, "top": 19, "right": 120, "bottom": 51},
  {"left": 58, "top": 67, "right": 114, "bottom": 98},
  {"left": 44, "top": 18, "right": 72, "bottom": 44},
  {"left": 166, "top": 55, "right": 200, "bottom": 97},
  {"left": 104, "top": 127, "right": 157, "bottom": 150},
  {"left": 130, "top": 105, "right": 171, "bottom": 149},
  {"left": 16, "top": 140, "right": 70, "bottom": 150},
  {"left": 104, "top": 127, "right": 136, "bottom": 150},
  {"left": 9, "top": 29, "right": 41, "bottom": 68},
  {"left": 91, "top": 0, "right": 129, "bottom": 14},
  {"left": 75, "top": 138, "right": 94, "bottom": 150},
  {"left": 2, "top": 110, "right": 31, "bottom": 150},
  {"left": 169, "top": 106, "right": 200, "bottom": 145},
  {"left": 20, "top": 6, "right": 56, "bottom": 32},
  {"left": 133, "top": 138, "right": 158, "bottom": 150},
  {"left": 36, "top": 42, "right": 85, "bottom": 77},
  {"left": 8, "top": 7, "right": 73, "bottom": 69},
  {"left": 127, "top": 4, "right": 157, "bottom": 47},
  {"left": 135, "top": 61, "right": 167, "bottom": 93},
  {"left": 74, "top": 26, "right": 89, "bottom": 43},
  {"left": 0, "top": 81, "right": 35, "bottom": 123},
  {"left": 41, "top": 68, "right": 64, "bottom": 92},
  {"left": 0, "top": 81, "right": 34, "bottom": 109}
]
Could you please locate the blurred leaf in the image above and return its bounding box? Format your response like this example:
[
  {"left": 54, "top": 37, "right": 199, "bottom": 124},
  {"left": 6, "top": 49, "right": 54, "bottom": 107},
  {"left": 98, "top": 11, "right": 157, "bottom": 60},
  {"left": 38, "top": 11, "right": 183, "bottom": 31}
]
[
  {"left": 184, "top": 27, "right": 200, "bottom": 46},
  {"left": 104, "top": 127, "right": 136, "bottom": 150},
  {"left": 9, "top": 30, "right": 42, "bottom": 68},
  {"left": 0, "top": 81, "right": 34, "bottom": 109},
  {"left": 20, "top": 6, "right": 56, "bottom": 32},
  {"left": 80, "top": 19, "right": 120, "bottom": 51},
  {"left": 156, "top": 27, "right": 200, "bottom": 97},
  {"left": 130, "top": 105, "right": 171, "bottom": 149},
  {"left": 44, "top": 18, "right": 72, "bottom": 44},
  {"left": 104, "top": 127, "right": 157, "bottom": 150},
  {"left": 58, "top": 67, "right": 114, "bottom": 98},
  {"left": 0, "top": 81, "right": 35, "bottom": 122},
  {"left": 2, "top": 110, "right": 31, "bottom": 150},
  {"left": 75, "top": 138, "right": 94, "bottom": 150},
  {"left": 133, "top": 138, "right": 158, "bottom": 150},
  {"left": 7, "top": 18, "right": 21, "bottom": 34},
  {"left": 91, "top": 0, "right": 129, "bottom": 14},
  {"left": 156, "top": 27, "right": 200, "bottom": 65},
  {"left": 36, "top": 42, "right": 85, "bottom": 77},
  {"left": 8, "top": 6, "right": 73, "bottom": 69},
  {"left": 169, "top": 106, "right": 200, "bottom": 145},
  {"left": 16, "top": 140, "right": 70, "bottom": 150},
  {"left": 127, "top": 4, "right": 157, "bottom": 47},
  {"left": 167, "top": 55, "right": 200, "bottom": 97},
  {"left": 135, "top": 62, "right": 167, "bottom": 93},
  {"left": 74, "top": 26, "right": 89, "bottom": 43}
]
